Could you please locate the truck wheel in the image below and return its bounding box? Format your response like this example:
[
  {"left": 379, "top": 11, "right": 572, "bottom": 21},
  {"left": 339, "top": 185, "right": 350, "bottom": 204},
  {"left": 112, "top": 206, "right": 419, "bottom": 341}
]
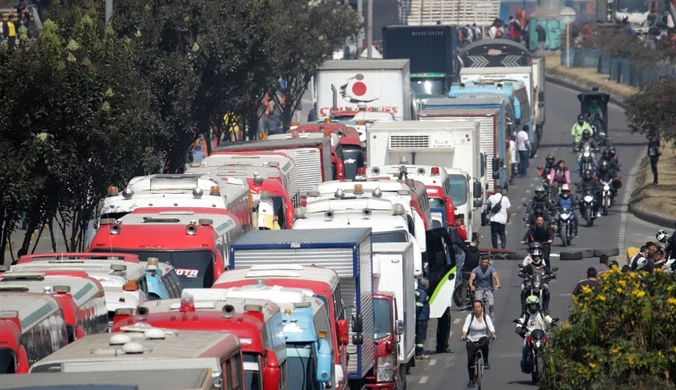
[{"left": 398, "top": 364, "right": 408, "bottom": 390}]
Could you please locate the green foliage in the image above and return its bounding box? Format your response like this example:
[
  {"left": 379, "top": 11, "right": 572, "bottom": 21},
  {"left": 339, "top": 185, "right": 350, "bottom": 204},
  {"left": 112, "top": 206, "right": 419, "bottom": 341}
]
[
  {"left": 539, "top": 267, "right": 676, "bottom": 389},
  {"left": 625, "top": 78, "right": 676, "bottom": 140}
]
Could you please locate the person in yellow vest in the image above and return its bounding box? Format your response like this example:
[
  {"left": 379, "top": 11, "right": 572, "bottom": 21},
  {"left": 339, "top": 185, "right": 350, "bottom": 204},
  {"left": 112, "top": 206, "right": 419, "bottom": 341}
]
[
  {"left": 223, "top": 113, "right": 241, "bottom": 142},
  {"left": 6, "top": 14, "right": 16, "bottom": 49}
]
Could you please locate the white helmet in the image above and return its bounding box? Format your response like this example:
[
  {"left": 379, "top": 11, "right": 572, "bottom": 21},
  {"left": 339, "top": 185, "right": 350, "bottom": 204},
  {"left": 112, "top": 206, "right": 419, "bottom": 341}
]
[
  {"left": 561, "top": 184, "right": 570, "bottom": 192},
  {"left": 656, "top": 230, "right": 669, "bottom": 244}
]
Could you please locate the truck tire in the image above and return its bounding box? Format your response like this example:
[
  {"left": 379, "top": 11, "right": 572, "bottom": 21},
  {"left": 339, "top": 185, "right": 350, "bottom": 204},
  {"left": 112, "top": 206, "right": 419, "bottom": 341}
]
[
  {"left": 594, "top": 248, "right": 620, "bottom": 257},
  {"left": 560, "top": 251, "right": 584, "bottom": 261},
  {"left": 398, "top": 364, "right": 408, "bottom": 390}
]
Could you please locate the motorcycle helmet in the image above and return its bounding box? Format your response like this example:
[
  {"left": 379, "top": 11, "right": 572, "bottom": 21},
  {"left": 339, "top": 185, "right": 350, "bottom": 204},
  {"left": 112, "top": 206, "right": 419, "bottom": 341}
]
[
  {"left": 528, "top": 242, "right": 543, "bottom": 253},
  {"left": 545, "top": 154, "right": 555, "bottom": 166},
  {"left": 535, "top": 185, "right": 545, "bottom": 200},
  {"left": 608, "top": 146, "right": 616, "bottom": 158},
  {"left": 656, "top": 229, "right": 669, "bottom": 244},
  {"left": 531, "top": 249, "right": 543, "bottom": 266},
  {"left": 526, "top": 295, "right": 540, "bottom": 314},
  {"left": 592, "top": 85, "right": 599, "bottom": 91},
  {"left": 560, "top": 184, "right": 570, "bottom": 199},
  {"left": 599, "top": 160, "right": 608, "bottom": 172},
  {"left": 582, "top": 129, "right": 591, "bottom": 139},
  {"left": 577, "top": 114, "right": 585, "bottom": 125},
  {"left": 583, "top": 169, "right": 593, "bottom": 180}
]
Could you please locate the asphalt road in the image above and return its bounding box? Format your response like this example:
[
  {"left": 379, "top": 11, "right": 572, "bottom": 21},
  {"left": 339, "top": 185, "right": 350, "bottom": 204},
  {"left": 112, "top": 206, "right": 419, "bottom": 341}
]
[{"left": 407, "top": 81, "right": 647, "bottom": 389}]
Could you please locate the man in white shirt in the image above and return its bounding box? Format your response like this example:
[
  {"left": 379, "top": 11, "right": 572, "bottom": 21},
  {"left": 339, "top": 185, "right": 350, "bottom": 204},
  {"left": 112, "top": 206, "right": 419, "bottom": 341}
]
[
  {"left": 487, "top": 185, "right": 511, "bottom": 249},
  {"left": 517, "top": 125, "right": 531, "bottom": 178},
  {"left": 509, "top": 134, "right": 517, "bottom": 185}
]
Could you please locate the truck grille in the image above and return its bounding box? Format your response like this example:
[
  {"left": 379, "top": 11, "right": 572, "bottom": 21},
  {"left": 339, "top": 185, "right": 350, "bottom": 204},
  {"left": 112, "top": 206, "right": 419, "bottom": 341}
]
[{"left": 389, "top": 135, "right": 430, "bottom": 149}]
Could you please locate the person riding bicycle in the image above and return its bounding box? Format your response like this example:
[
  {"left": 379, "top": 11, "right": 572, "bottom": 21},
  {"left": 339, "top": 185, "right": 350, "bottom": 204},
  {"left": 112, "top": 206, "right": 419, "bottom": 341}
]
[
  {"left": 515, "top": 295, "right": 553, "bottom": 373},
  {"left": 468, "top": 255, "right": 501, "bottom": 321},
  {"left": 548, "top": 160, "right": 571, "bottom": 192},
  {"left": 600, "top": 147, "right": 620, "bottom": 172},
  {"left": 597, "top": 160, "right": 621, "bottom": 204},
  {"left": 461, "top": 300, "right": 496, "bottom": 389},
  {"left": 571, "top": 114, "right": 594, "bottom": 144},
  {"left": 538, "top": 154, "right": 556, "bottom": 179},
  {"left": 518, "top": 249, "right": 554, "bottom": 316},
  {"left": 521, "top": 242, "right": 544, "bottom": 266},
  {"left": 576, "top": 169, "right": 601, "bottom": 218},
  {"left": 554, "top": 184, "right": 578, "bottom": 237},
  {"left": 575, "top": 129, "right": 599, "bottom": 172},
  {"left": 521, "top": 216, "right": 555, "bottom": 267}
]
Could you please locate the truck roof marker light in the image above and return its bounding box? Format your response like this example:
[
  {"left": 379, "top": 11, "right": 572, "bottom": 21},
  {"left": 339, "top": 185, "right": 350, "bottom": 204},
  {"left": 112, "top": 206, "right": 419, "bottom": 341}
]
[
  {"left": 284, "top": 308, "right": 292, "bottom": 315},
  {"left": 186, "top": 222, "right": 197, "bottom": 236},
  {"left": 294, "top": 207, "right": 306, "bottom": 220},
  {"left": 393, "top": 204, "right": 406, "bottom": 216},
  {"left": 334, "top": 188, "right": 345, "bottom": 199},
  {"left": 353, "top": 184, "right": 364, "bottom": 195},
  {"left": 417, "top": 167, "right": 426, "bottom": 175},
  {"left": 244, "top": 304, "right": 263, "bottom": 312},
  {"left": 372, "top": 187, "right": 382, "bottom": 198},
  {"left": 146, "top": 257, "right": 159, "bottom": 270},
  {"left": 398, "top": 189, "right": 410, "bottom": 196},
  {"left": 222, "top": 304, "right": 236, "bottom": 318},
  {"left": 144, "top": 328, "right": 167, "bottom": 340},
  {"left": 123, "top": 280, "right": 139, "bottom": 292},
  {"left": 253, "top": 172, "right": 264, "bottom": 185},
  {"left": 107, "top": 186, "right": 119, "bottom": 197},
  {"left": 356, "top": 121, "right": 366, "bottom": 126},
  {"left": 122, "top": 187, "right": 134, "bottom": 199},
  {"left": 42, "top": 285, "right": 51, "bottom": 294},
  {"left": 122, "top": 342, "right": 145, "bottom": 354},
  {"left": 192, "top": 187, "right": 203, "bottom": 199},
  {"left": 179, "top": 294, "right": 196, "bottom": 313},
  {"left": 268, "top": 161, "right": 280, "bottom": 168},
  {"left": 53, "top": 285, "right": 71, "bottom": 293},
  {"left": 307, "top": 190, "right": 320, "bottom": 198},
  {"left": 324, "top": 210, "right": 334, "bottom": 222},
  {"left": 291, "top": 130, "right": 300, "bottom": 138},
  {"left": 109, "top": 334, "right": 132, "bottom": 346},
  {"left": 318, "top": 331, "right": 327, "bottom": 339},
  {"left": 111, "top": 264, "right": 127, "bottom": 272},
  {"left": 190, "top": 162, "right": 201, "bottom": 167},
  {"left": 209, "top": 186, "right": 220, "bottom": 196},
  {"left": 258, "top": 132, "right": 268, "bottom": 140},
  {"left": 399, "top": 156, "right": 410, "bottom": 164},
  {"left": 357, "top": 167, "right": 366, "bottom": 176},
  {"left": 431, "top": 167, "right": 440, "bottom": 175},
  {"left": 290, "top": 122, "right": 299, "bottom": 127},
  {"left": 361, "top": 208, "right": 372, "bottom": 219}
]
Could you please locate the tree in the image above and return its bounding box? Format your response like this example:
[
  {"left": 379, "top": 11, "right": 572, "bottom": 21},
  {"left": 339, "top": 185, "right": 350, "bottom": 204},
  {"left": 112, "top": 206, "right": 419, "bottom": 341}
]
[
  {"left": 272, "top": 0, "right": 361, "bottom": 130},
  {"left": 540, "top": 267, "right": 676, "bottom": 389},
  {"left": 625, "top": 78, "right": 676, "bottom": 140}
]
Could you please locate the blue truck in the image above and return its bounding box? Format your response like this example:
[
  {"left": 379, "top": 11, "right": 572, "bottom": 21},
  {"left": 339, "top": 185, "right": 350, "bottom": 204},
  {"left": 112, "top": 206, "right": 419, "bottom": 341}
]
[{"left": 228, "top": 228, "right": 375, "bottom": 389}]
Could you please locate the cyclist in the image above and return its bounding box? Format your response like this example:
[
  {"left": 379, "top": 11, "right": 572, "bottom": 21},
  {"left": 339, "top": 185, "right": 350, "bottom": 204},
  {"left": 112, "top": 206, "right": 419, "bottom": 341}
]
[
  {"left": 468, "top": 255, "right": 501, "bottom": 320},
  {"left": 515, "top": 295, "right": 553, "bottom": 373},
  {"left": 518, "top": 248, "right": 554, "bottom": 316},
  {"left": 461, "top": 300, "right": 497, "bottom": 388}
]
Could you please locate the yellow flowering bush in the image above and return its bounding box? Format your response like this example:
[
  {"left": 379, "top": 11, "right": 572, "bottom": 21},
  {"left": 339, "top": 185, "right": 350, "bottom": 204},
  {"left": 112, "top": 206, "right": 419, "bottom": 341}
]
[{"left": 539, "top": 267, "right": 676, "bottom": 389}]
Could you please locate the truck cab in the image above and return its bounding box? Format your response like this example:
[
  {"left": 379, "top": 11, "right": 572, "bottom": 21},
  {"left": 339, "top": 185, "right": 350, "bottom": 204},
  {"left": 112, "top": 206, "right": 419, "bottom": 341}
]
[{"left": 112, "top": 294, "right": 287, "bottom": 390}]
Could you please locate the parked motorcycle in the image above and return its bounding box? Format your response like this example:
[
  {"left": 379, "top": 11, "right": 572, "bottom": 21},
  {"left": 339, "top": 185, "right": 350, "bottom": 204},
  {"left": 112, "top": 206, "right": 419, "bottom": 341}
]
[
  {"left": 518, "top": 265, "right": 558, "bottom": 312},
  {"left": 512, "top": 318, "right": 560, "bottom": 383},
  {"left": 579, "top": 190, "right": 597, "bottom": 227},
  {"left": 556, "top": 207, "right": 575, "bottom": 246},
  {"left": 600, "top": 179, "right": 612, "bottom": 216}
]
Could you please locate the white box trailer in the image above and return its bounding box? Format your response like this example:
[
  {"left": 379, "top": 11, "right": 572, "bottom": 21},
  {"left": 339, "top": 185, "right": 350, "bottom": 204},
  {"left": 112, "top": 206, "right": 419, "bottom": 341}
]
[
  {"left": 316, "top": 59, "right": 414, "bottom": 121},
  {"left": 372, "top": 242, "right": 416, "bottom": 372},
  {"left": 531, "top": 57, "right": 546, "bottom": 136}
]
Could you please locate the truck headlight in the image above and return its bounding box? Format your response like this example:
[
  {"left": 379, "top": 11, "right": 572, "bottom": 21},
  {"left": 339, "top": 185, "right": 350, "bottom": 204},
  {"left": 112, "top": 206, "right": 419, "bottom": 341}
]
[{"left": 376, "top": 354, "right": 396, "bottom": 382}]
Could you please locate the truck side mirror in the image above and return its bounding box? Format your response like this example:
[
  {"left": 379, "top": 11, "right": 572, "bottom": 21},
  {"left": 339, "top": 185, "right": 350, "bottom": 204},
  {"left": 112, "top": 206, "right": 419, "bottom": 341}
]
[
  {"left": 263, "top": 349, "right": 280, "bottom": 390},
  {"left": 352, "top": 334, "right": 364, "bottom": 345},
  {"left": 473, "top": 181, "right": 482, "bottom": 199},
  {"left": 316, "top": 338, "right": 333, "bottom": 383},
  {"left": 473, "top": 199, "right": 483, "bottom": 208},
  {"left": 336, "top": 319, "right": 349, "bottom": 346},
  {"left": 492, "top": 157, "right": 501, "bottom": 172},
  {"left": 538, "top": 91, "right": 545, "bottom": 101},
  {"left": 395, "top": 319, "right": 404, "bottom": 336},
  {"left": 351, "top": 314, "right": 363, "bottom": 333}
]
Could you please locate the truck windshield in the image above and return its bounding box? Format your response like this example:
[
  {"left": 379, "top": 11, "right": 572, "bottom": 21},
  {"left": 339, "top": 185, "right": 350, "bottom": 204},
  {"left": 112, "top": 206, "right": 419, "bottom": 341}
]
[
  {"left": 373, "top": 231, "right": 408, "bottom": 243},
  {"left": 616, "top": 0, "right": 647, "bottom": 12},
  {"left": 287, "top": 343, "right": 319, "bottom": 390},
  {"left": 0, "top": 349, "right": 15, "bottom": 373},
  {"left": 411, "top": 79, "right": 446, "bottom": 96},
  {"left": 449, "top": 175, "right": 468, "bottom": 206},
  {"left": 91, "top": 249, "right": 215, "bottom": 289},
  {"left": 428, "top": 198, "right": 445, "bottom": 208},
  {"left": 243, "top": 352, "right": 263, "bottom": 390},
  {"left": 373, "top": 298, "right": 393, "bottom": 340}
]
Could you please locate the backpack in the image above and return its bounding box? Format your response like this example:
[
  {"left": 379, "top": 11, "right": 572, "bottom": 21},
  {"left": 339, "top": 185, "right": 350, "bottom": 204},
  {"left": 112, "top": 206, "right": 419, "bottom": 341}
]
[
  {"left": 491, "top": 195, "right": 503, "bottom": 214},
  {"left": 469, "top": 312, "right": 489, "bottom": 334}
]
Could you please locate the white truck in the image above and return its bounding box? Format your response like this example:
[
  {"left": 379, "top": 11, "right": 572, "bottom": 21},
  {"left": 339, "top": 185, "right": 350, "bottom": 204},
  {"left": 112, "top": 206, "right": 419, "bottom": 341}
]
[
  {"left": 366, "top": 120, "right": 484, "bottom": 240},
  {"left": 372, "top": 242, "right": 415, "bottom": 384},
  {"left": 315, "top": 59, "right": 415, "bottom": 121}
]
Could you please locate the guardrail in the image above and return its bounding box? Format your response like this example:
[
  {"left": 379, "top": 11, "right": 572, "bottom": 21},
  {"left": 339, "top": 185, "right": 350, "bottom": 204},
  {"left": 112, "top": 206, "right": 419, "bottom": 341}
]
[{"left": 561, "top": 47, "right": 676, "bottom": 87}]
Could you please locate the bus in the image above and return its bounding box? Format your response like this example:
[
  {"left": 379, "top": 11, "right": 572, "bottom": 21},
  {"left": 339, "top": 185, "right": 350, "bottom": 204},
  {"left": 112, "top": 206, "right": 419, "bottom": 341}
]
[
  {"left": 0, "top": 292, "right": 69, "bottom": 374},
  {"left": 0, "top": 271, "right": 108, "bottom": 342},
  {"left": 29, "top": 328, "right": 244, "bottom": 390}
]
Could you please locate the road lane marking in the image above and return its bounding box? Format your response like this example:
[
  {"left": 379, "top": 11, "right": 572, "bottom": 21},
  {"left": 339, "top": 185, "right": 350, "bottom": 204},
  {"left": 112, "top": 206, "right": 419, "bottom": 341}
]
[
  {"left": 420, "top": 376, "right": 429, "bottom": 384},
  {"left": 529, "top": 183, "right": 535, "bottom": 187},
  {"left": 525, "top": 189, "right": 531, "bottom": 194},
  {"left": 453, "top": 318, "right": 461, "bottom": 324},
  {"left": 550, "top": 253, "right": 560, "bottom": 257},
  {"left": 619, "top": 154, "right": 640, "bottom": 258},
  {"left": 521, "top": 197, "right": 527, "bottom": 201},
  {"left": 429, "top": 359, "right": 437, "bottom": 366}
]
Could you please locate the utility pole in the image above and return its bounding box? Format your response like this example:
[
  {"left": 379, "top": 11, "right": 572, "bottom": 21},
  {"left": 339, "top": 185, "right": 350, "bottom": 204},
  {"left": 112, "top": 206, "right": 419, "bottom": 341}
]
[
  {"left": 105, "top": 0, "right": 113, "bottom": 26},
  {"left": 367, "top": 0, "right": 373, "bottom": 58},
  {"left": 357, "top": 0, "right": 363, "bottom": 56}
]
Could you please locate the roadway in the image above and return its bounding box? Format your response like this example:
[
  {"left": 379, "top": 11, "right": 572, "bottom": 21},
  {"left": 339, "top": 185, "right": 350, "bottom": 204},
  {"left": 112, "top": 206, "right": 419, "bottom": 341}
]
[{"left": 407, "top": 81, "right": 648, "bottom": 389}]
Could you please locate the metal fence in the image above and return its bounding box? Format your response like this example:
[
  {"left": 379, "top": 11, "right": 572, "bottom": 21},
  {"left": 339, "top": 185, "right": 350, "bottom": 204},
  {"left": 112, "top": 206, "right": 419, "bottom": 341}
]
[{"left": 561, "top": 47, "right": 676, "bottom": 87}]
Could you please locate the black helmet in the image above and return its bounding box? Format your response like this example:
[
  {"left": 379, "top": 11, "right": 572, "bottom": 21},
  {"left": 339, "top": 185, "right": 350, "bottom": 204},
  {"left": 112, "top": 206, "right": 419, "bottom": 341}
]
[
  {"left": 582, "top": 129, "right": 591, "bottom": 138},
  {"left": 545, "top": 154, "right": 555, "bottom": 165},
  {"left": 577, "top": 114, "right": 585, "bottom": 122},
  {"left": 583, "top": 169, "right": 593, "bottom": 180},
  {"left": 599, "top": 160, "right": 609, "bottom": 171},
  {"left": 608, "top": 146, "right": 616, "bottom": 157}
]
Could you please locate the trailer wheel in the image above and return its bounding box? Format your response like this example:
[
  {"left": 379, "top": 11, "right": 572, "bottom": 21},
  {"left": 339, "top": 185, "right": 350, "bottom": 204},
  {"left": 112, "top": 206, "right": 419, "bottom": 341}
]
[
  {"left": 560, "top": 251, "right": 584, "bottom": 261},
  {"left": 594, "top": 248, "right": 620, "bottom": 257}
]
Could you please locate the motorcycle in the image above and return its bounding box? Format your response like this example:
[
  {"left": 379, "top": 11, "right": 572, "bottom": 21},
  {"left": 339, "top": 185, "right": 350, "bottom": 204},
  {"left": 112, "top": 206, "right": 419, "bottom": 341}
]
[
  {"left": 600, "top": 179, "right": 612, "bottom": 216},
  {"left": 518, "top": 265, "right": 558, "bottom": 312},
  {"left": 579, "top": 190, "right": 597, "bottom": 227},
  {"left": 575, "top": 143, "right": 595, "bottom": 176},
  {"left": 512, "top": 317, "right": 560, "bottom": 383},
  {"left": 556, "top": 207, "right": 575, "bottom": 246}
]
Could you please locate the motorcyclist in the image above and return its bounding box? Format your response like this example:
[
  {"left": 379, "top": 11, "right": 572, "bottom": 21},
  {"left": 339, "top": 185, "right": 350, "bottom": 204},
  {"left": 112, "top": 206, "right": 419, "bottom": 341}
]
[
  {"left": 607, "top": 145, "right": 620, "bottom": 169},
  {"left": 588, "top": 100, "right": 604, "bottom": 122},
  {"left": 576, "top": 169, "right": 601, "bottom": 218},
  {"left": 518, "top": 249, "right": 554, "bottom": 315},
  {"left": 595, "top": 131, "right": 611, "bottom": 147},
  {"left": 526, "top": 186, "right": 554, "bottom": 225},
  {"left": 571, "top": 114, "right": 594, "bottom": 144},
  {"left": 554, "top": 184, "right": 578, "bottom": 237},
  {"left": 521, "top": 242, "right": 543, "bottom": 267},
  {"left": 515, "top": 295, "right": 553, "bottom": 374},
  {"left": 600, "top": 147, "right": 620, "bottom": 172},
  {"left": 521, "top": 216, "right": 555, "bottom": 268},
  {"left": 596, "top": 160, "right": 621, "bottom": 205},
  {"left": 538, "top": 154, "right": 556, "bottom": 179},
  {"left": 574, "top": 129, "right": 599, "bottom": 173},
  {"left": 548, "top": 160, "right": 571, "bottom": 192}
]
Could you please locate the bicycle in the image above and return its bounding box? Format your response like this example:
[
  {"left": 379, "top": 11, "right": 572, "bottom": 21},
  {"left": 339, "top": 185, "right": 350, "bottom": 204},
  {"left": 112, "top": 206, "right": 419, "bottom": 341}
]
[
  {"left": 467, "top": 339, "right": 486, "bottom": 389},
  {"left": 475, "top": 288, "right": 496, "bottom": 322}
]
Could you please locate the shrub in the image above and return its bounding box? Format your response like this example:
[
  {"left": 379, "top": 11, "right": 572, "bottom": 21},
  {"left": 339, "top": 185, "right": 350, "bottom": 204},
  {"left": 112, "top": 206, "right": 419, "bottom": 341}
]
[{"left": 539, "top": 267, "right": 676, "bottom": 389}]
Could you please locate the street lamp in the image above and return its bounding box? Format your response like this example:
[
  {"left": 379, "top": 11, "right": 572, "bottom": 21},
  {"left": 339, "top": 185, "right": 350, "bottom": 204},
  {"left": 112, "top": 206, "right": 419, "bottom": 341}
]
[{"left": 560, "top": 7, "right": 577, "bottom": 69}]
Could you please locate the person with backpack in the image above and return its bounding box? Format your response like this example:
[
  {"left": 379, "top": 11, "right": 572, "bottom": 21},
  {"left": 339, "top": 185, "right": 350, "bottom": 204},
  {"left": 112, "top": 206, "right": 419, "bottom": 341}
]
[
  {"left": 486, "top": 185, "right": 511, "bottom": 249},
  {"left": 461, "top": 299, "right": 497, "bottom": 388}
]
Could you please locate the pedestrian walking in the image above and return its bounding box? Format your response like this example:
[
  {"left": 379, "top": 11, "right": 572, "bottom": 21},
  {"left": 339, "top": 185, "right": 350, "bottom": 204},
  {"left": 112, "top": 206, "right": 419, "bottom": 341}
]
[
  {"left": 415, "top": 278, "right": 431, "bottom": 359},
  {"left": 536, "top": 25, "right": 547, "bottom": 55},
  {"left": 647, "top": 132, "right": 661, "bottom": 184},
  {"left": 572, "top": 267, "right": 599, "bottom": 296},
  {"left": 509, "top": 134, "right": 517, "bottom": 185},
  {"left": 517, "top": 125, "right": 530, "bottom": 177},
  {"left": 487, "top": 185, "right": 511, "bottom": 249}
]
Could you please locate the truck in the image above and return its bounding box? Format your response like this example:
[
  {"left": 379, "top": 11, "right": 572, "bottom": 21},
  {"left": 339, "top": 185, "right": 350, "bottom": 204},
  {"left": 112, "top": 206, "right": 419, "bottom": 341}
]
[
  {"left": 227, "top": 228, "right": 375, "bottom": 390},
  {"left": 419, "top": 95, "right": 513, "bottom": 194},
  {"left": 370, "top": 242, "right": 415, "bottom": 390},
  {"left": 366, "top": 120, "right": 484, "bottom": 241},
  {"left": 381, "top": 25, "right": 458, "bottom": 101},
  {"left": 315, "top": 59, "right": 415, "bottom": 121}
]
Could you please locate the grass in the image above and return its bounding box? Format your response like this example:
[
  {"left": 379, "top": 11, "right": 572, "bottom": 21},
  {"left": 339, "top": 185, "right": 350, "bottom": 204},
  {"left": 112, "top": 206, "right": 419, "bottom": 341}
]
[{"left": 630, "top": 143, "right": 676, "bottom": 219}]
